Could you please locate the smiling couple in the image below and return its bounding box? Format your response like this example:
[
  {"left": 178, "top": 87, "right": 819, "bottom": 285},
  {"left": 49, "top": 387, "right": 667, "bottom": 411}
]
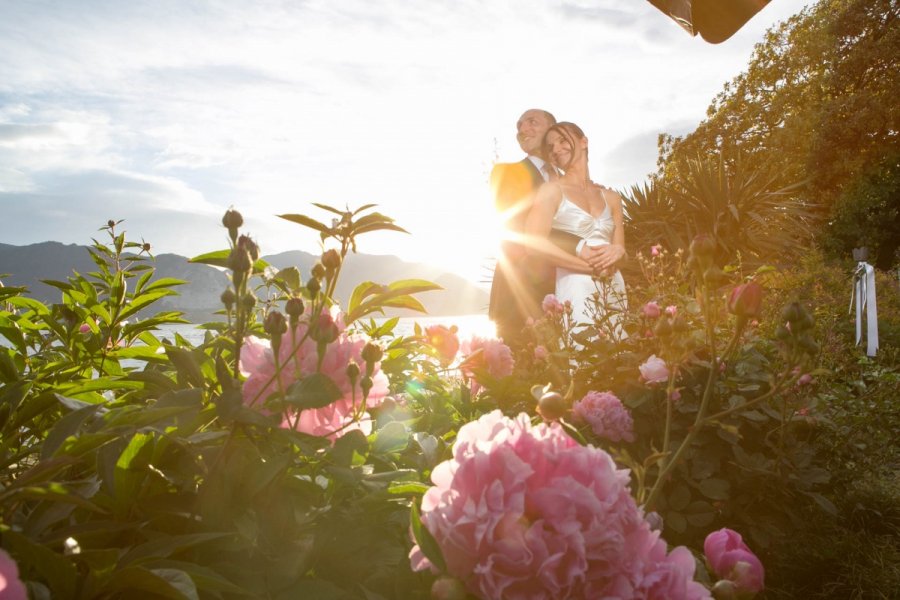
[{"left": 489, "top": 109, "right": 627, "bottom": 346}]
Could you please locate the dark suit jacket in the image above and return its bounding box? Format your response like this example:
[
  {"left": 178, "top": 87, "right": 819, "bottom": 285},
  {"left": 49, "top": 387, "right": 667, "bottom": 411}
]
[{"left": 488, "top": 158, "right": 580, "bottom": 343}]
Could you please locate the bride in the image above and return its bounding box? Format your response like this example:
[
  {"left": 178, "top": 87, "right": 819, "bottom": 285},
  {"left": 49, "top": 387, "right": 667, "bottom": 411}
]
[{"left": 525, "top": 121, "right": 627, "bottom": 338}]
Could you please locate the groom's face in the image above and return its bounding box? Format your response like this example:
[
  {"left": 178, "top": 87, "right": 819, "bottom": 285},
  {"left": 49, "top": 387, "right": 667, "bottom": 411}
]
[{"left": 516, "top": 110, "right": 553, "bottom": 156}]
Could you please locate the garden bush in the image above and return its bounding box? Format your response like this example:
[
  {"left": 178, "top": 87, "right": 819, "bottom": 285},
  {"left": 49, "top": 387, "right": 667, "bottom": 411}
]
[{"left": 1, "top": 209, "right": 895, "bottom": 599}]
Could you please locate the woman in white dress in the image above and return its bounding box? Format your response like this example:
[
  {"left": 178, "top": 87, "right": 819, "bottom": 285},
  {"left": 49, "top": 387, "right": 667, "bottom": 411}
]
[{"left": 525, "top": 121, "right": 627, "bottom": 338}]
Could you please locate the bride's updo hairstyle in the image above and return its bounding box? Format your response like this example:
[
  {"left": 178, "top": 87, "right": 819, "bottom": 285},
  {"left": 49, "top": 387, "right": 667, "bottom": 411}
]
[{"left": 542, "top": 121, "right": 587, "bottom": 170}]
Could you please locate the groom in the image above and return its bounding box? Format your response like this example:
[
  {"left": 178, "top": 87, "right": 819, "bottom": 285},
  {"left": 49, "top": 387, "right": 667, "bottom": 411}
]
[{"left": 489, "top": 108, "right": 592, "bottom": 345}]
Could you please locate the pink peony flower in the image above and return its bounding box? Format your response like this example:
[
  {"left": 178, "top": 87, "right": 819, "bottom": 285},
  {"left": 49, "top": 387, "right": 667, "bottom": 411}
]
[
  {"left": 665, "top": 305, "right": 678, "bottom": 317},
  {"left": 640, "top": 355, "right": 670, "bottom": 384},
  {"left": 459, "top": 336, "right": 514, "bottom": 380},
  {"left": 0, "top": 549, "right": 27, "bottom": 600},
  {"left": 642, "top": 301, "right": 662, "bottom": 319},
  {"left": 79, "top": 323, "right": 91, "bottom": 333},
  {"left": 533, "top": 345, "right": 549, "bottom": 361},
  {"left": 411, "top": 411, "right": 710, "bottom": 600},
  {"left": 572, "top": 391, "right": 635, "bottom": 443},
  {"left": 239, "top": 310, "right": 388, "bottom": 441},
  {"left": 425, "top": 324, "right": 460, "bottom": 366},
  {"left": 542, "top": 294, "right": 565, "bottom": 315},
  {"left": 704, "top": 528, "right": 765, "bottom": 596},
  {"left": 797, "top": 373, "right": 813, "bottom": 386},
  {"left": 651, "top": 244, "right": 662, "bottom": 257}
]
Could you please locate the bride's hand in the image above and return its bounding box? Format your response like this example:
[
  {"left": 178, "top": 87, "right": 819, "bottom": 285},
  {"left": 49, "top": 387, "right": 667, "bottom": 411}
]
[{"left": 594, "top": 244, "right": 626, "bottom": 271}]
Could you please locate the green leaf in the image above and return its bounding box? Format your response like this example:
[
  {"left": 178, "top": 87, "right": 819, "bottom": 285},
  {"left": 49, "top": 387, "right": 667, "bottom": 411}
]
[
  {"left": 189, "top": 249, "right": 231, "bottom": 268},
  {"left": 273, "top": 266, "right": 302, "bottom": 292},
  {"left": 277, "top": 213, "right": 331, "bottom": 234},
  {"left": 166, "top": 346, "right": 205, "bottom": 388},
  {"left": 119, "top": 533, "right": 231, "bottom": 567},
  {"left": 387, "top": 481, "right": 430, "bottom": 495},
  {"left": 372, "top": 421, "right": 409, "bottom": 455},
  {"left": 3, "top": 530, "right": 78, "bottom": 598},
  {"left": 284, "top": 373, "right": 343, "bottom": 410},
  {"left": 143, "top": 277, "right": 188, "bottom": 292},
  {"left": 410, "top": 502, "right": 446, "bottom": 573},
  {"left": 42, "top": 403, "right": 102, "bottom": 459},
  {"left": 698, "top": 477, "right": 731, "bottom": 500},
  {"left": 103, "top": 567, "right": 199, "bottom": 600}
]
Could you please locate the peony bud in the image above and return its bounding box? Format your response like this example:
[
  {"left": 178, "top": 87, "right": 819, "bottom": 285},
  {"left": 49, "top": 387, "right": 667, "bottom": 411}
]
[
  {"left": 311, "top": 313, "right": 339, "bottom": 344},
  {"left": 322, "top": 248, "right": 341, "bottom": 271},
  {"left": 639, "top": 355, "right": 669, "bottom": 384},
  {"left": 537, "top": 391, "right": 567, "bottom": 421},
  {"left": 689, "top": 234, "right": 716, "bottom": 260},
  {"left": 361, "top": 341, "right": 384, "bottom": 365},
  {"left": 654, "top": 317, "right": 672, "bottom": 338},
  {"left": 237, "top": 235, "right": 260, "bottom": 262},
  {"left": 311, "top": 262, "right": 326, "bottom": 280},
  {"left": 142, "top": 242, "right": 151, "bottom": 253},
  {"left": 431, "top": 575, "right": 467, "bottom": 600},
  {"left": 728, "top": 281, "right": 763, "bottom": 319},
  {"left": 220, "top": 288, "right": 236, "bottom": 311},
  {"left": 704, "top": 528, "right": 765, "bottom": 597},
  {"left": 264, "top": 310, "right": 287, "bottom": 337},
  {"left": 222, "top": 208, "right": 243, "bottom": 240},
  {"left": 241, "top": 293, "right": 256, "bottom": 311},
  {"left": 306, "top": 277, "right": 321, "bottom": 295},
  {"left": 346, "top": 360, "right": 360, "bottom": 384},
  {"left": 533, "top": 345, "right": 548, "bottom": 360},
  {"left": 107, "top": 219, "right": 116, "bottom": 228},
  {"left": 642, "top": 301, "right": 661, "bottom": 319}
]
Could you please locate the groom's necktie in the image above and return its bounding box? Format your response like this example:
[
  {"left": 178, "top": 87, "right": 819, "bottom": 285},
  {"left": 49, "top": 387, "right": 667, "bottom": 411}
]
[{"left": 542, "top": 164, "right": 558, "bottom": 182}]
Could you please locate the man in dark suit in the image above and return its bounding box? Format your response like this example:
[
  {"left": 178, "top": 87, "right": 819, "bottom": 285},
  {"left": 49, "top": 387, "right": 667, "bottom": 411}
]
[{"left": 489, "top": 109, "right": 585, "bottom": 346}]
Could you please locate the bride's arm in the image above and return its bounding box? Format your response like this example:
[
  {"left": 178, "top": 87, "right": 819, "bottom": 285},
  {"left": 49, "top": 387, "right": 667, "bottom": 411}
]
[
  {"left": 525, "top": 183, "right": 593, "bottom": 273},
  {"left": 591, "top": 188, "right": 627, "bottom": 272}
]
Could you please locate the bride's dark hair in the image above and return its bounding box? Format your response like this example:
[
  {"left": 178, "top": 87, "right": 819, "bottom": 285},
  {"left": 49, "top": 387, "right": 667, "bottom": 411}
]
[{"left": 542, "top": 121, "right": 587, "bottom": 169}]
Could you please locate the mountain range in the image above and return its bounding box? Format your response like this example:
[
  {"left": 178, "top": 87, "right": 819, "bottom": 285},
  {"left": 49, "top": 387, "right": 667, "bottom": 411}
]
[{"left": 0, "top": 242, "right": 489, "bottom": 319}]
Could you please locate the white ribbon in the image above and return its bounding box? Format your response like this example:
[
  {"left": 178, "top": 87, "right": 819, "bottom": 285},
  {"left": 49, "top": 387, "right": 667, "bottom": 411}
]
[{"left": 849, "top": 262, "right": 878, "bottom": 356}]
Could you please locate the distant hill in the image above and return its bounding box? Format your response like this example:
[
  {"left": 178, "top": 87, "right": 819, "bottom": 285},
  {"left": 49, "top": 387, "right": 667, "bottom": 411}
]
[{"left": 0, "top": 242, "right": 488, "bottom": 318}]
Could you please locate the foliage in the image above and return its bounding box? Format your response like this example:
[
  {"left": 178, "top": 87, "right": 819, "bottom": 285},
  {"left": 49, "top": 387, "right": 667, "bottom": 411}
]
[
  {"left": 822, "top": 152, "right": 900, "bottom": 269},
  {"left": 2, "top": 208, "right": 897, "bottom": 599},
  {"left": 622, "top": 151, "right": 812, "bottom": 266},
  {"left": 653, "top": 0, "right": 900, "bottom": 267}
]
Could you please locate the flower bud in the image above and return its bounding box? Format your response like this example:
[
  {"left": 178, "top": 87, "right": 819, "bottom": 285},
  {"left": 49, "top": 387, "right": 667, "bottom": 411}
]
[
  {"left": 361, "top": 375, "right": 374, "bottom": 398},
  {"left": 537, "top": 391, "right": 567, "bottom": 421},
  {"left": 306, "top": 277, "right": 321, "bottom": 295},
  {"left": 311, "top": 313, "right": 339, "bottom": 344},
  {"left": 220, "top": 288, "right": 236, "bottom": 311},
  {"left": 361, "top": 342, "right": 383, "bottom": 364},
  {"left": 641, "top": 301, "right": 661, "bottom": 319},
  {"left": 285, "top": 297, "right": 304, "bottom": 319},
  {"left": 774, "top": 324, "right": 791, "bottom": 341},
  {"left": 241, "top": 293, "right": 256, "bottom": 311},
  {"left": 431, "top": 575, "right": 467, "bottom": 600},
  {"left": 311, "top": 262, "right": 326, "bottom": 280},
  {"left": 142, "top": 242, "right": 151, "bottom": 253},
  {"left": 263, "top": 310, "right": 287, "bottom": 337},
  {"left": 237, "top": 235, "right": 260, "bottom": 262},
  {"left": 671, "top": 316, "right": 689, "bottom": 332},
  {"left": 728, "top": 281, "right": 763, "bottom": 319},
  {"left": 710, "top": 579, "right": 738, "bottom": 600},
  {"left": 654, "top": 317, "right": 672, "bottom": 338},
  {"left": 798, "top": 334, "right": 819, "bottom": 356},
  {"left": 222, "top": 208, "right": 243, "bottom": 239},
  {"left": 781, "top": 302, "right": 802, "bottom": 324},
  {"left": 689, "top": 234, "right": 716, "bottom": 260},
  {"left": 322, "top": 248, "right": 341, "bottom": 271},
  {"left": 107, "top": 219, "right": 116, "bottom": 228},
  {"left": 346, "top": 360, "right": 360, "bottom": 384}
]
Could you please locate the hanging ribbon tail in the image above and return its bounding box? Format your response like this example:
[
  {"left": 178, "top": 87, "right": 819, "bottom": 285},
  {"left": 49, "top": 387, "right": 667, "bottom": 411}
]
[
  {"left": 850, "top": 262, "right": 879, "bottom": 357},
  {"left": 864, "top": 262, "right": 878, "bottom": 357}
]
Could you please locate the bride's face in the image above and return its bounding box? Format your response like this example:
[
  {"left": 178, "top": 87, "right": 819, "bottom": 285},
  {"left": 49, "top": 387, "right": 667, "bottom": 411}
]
[{"left": 546, "top": 129, "right": 585, "bottom": 169}]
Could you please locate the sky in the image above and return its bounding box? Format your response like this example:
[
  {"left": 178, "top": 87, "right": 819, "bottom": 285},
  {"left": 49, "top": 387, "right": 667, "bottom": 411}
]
[{"left": 0, "top": 0, "right": 811, "bottom": 285}]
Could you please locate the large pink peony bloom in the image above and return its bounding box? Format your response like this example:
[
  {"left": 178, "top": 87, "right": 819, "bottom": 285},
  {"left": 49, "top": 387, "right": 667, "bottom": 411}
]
[
  {"left": 572, "top": 391, "right": 635, "bottom": 443},
  {"left": 411, "top": 411, "right": 710, "bottom": 600},
  {"left": 240, "top": 311, "right": 388, "bottom": 440},
  {"left": 0, "top": 549, "right": 27, "bottom": 600},
  {"left": 704, "top": 528, "right": 765, "bottom": 596}
]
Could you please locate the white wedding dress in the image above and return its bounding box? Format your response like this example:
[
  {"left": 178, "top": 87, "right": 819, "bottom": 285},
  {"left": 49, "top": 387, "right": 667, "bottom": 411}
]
[{"left": 551, "top": 193, "right": 627, "bottom": 339}]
